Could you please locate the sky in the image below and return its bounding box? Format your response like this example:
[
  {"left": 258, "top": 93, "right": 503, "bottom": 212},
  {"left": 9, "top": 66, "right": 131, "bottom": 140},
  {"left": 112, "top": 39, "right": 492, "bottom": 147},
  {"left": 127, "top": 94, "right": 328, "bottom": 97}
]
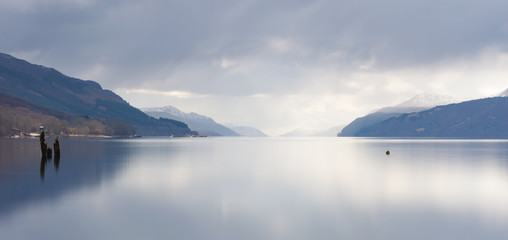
[{"left": 1, "top": 0, "right": 508, "bottom": 135}]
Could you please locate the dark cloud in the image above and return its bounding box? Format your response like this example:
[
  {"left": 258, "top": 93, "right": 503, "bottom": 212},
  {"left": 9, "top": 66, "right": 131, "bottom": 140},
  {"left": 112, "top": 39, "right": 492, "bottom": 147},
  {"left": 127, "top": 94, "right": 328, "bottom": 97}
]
[{"left": 1, "top": 0, "right": 508, "bottom": 95}]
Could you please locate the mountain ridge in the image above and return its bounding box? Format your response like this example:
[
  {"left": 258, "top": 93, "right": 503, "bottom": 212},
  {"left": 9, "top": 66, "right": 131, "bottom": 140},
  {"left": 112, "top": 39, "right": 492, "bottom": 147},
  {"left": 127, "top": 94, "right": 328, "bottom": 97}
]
[
  {"left": 0, "top": 92, "right": 135, "bottom": 136},
  {"left": 354, "top": 97, "right": 508, "bottom": 138},
  {"left": 0, "top": 53, "right": 194, "bottom": 136},
  {"left": 340, "top": 94, "right": 457, "bottom": 136},
  {"left": 142, "top": 106, "right": 239, "bottom": 136}
]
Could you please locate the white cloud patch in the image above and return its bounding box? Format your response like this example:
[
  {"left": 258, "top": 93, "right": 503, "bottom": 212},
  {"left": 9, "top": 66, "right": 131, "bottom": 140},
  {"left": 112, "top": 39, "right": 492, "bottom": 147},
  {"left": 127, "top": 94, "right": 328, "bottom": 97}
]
[
  {"left": 214, "top": 57, "right": 237, "bottom": 70},
  {"left": 117, "top": 89, "right": 210, "bottom": 99}
]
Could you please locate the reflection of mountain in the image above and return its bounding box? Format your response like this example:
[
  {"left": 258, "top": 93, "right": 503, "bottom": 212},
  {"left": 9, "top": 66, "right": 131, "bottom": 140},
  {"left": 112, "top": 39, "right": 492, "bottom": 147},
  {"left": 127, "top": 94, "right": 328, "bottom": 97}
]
[
  {"left": 0, "top": 139, "right": 132, "bottom": 217},
  {"left": 340, "top": 94, "right": 456, "bottom": 137},
  {"left": 142, "top": 106, "right": 239, "bottom": 136},
  {"left": 0, "top": 53, "right": 193, "bottom": 136}
]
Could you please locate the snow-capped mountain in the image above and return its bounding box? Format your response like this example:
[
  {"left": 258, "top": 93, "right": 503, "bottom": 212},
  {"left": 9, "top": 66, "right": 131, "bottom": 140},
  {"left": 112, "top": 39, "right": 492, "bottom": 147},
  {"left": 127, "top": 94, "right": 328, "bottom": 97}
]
[
  {"left": 394, "top": 94, "right": 457, "bottom": 108},
  {"left": 377, "top": 94, "right": 457, "bottom": 113},
  {"left": 495, "top": 88, "right": 508, "bottom": 97},
  {"left": 142, "top": 106, "right": 239, "bottom": 136},
  {"left": 351, "top": 97, "right": 508, "bottom": 138},
  {"left": 341, "top": 93, "right": 458, "bottom": 136},
  {"left": 144, "top": 106, "right": 212, "bottom": 121}
]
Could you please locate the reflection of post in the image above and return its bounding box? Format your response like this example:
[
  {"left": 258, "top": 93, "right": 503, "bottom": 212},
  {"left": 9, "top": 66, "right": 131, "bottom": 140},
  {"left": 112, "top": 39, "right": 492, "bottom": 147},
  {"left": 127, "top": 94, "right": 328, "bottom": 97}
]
[
  {"left": 54, "top": 154, "right": 60, "bottom": 172},
  {"left": 53, "top": 137, "right": 60, "bottom": 158},
  {"left": 40, "top": 156, "right": 47, "bottom": 181}
]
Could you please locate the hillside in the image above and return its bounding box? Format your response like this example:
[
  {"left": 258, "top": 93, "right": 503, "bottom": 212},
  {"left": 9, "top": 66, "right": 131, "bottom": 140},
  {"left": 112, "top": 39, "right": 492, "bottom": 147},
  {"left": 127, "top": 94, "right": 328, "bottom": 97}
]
[
  {"left": 0, "top": 93, "right": 134, "bottom": 136},
  {"left": 339, "top": 112, "right": 404, "bottom": 136},
  {"left": 0, "top": 53, "right": 194, "bottom": 136},
  {"left": 354, "top": 97, "right": 508, "bottom": 138},
  {"left": 142, "top": 106, "right": 239, "bottom": 136},
  {"left": 340, "top": 94, "right": 456, "bottom": 136}
]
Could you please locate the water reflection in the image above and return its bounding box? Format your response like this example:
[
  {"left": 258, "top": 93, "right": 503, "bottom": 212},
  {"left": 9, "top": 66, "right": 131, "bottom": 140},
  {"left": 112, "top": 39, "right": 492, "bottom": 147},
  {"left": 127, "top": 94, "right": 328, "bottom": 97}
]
[
  {"left": 1, "top": 138, "right": 508, "bottom": 240},
  {"left": 39, "top": 156, "right": 47, "bottom": 181},
  {"left": 39, "top": 154, "right": 60, "bottom": 181},
  {"left": 54, "top": 153, "right": 60, "bottom": 172},
  {"left": 0, "top": 139, "right": 132, "bottom": 218}
]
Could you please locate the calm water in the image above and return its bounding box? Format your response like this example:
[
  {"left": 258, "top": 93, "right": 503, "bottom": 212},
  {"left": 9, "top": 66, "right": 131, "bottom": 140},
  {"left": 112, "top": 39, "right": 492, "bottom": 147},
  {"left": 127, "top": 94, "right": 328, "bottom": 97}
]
[{"left": 1, "top": 137, "right": 508, "bottom": 239}]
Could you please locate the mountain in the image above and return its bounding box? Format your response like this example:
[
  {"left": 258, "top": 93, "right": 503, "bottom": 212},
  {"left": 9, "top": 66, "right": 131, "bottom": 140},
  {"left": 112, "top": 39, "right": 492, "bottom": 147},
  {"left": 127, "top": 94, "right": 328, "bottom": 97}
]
[
  {"left": 280, "top": 125, "right": 344, "bottom": 137},
  {"left": 0, "top": 93, "right": 134, "bottom": 136},
  {"left": 223, "top": 123, "right": 268, "bottom": 137},
  {"left": 312, "top": 125, "right": 345, "bottom": 137},
  {"left": 340, "top": 94, "right": 456, "bottom": 136},
  {"left": 339, "top": 112, "right": 405, "bottom": 137},
  {"left": 397, "top": 94, "right": 452, "bottom": 107},
  {"left": 0, "top": 53, "right": 194, "bottom": 136},
  {"left": 354, "top": 97, "right": 508, "bottom": 138},
  {"left": 280, "top": 128, "right": 320, "bottom": 137},
  {"left": 142, "top": 106, "right": 239, "bottom": 136},
  {"left": 496, "top": 88, "right": 508, "bottom": 97}
]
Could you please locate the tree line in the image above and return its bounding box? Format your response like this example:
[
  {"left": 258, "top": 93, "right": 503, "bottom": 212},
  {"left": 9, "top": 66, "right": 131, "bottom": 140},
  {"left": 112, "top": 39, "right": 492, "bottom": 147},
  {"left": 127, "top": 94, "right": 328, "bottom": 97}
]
[{"left": 0, "top": 105, "right": 135, "bottom": 137}]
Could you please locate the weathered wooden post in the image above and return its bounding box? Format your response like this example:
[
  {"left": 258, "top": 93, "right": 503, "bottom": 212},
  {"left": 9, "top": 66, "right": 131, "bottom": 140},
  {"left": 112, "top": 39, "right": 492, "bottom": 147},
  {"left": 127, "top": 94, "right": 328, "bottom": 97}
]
[{"left": 40, "top": 130, "right": 47, "bottom": 157}]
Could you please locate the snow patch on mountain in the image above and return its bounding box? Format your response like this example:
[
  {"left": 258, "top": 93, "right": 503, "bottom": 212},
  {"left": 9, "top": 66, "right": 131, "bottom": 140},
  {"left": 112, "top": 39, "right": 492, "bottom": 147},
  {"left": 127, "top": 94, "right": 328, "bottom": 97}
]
[
  {"left": 142, "top": 106, "right": 211, "bottom": 121},
  {"left": 394, "top": 94, "right": 457, "bottom": 108},
  {"left": 377, "top": 94, "right": 457, "bottom": 113},
  {"left": 496, "top": 88, "right": 508, "bottom": 97}
]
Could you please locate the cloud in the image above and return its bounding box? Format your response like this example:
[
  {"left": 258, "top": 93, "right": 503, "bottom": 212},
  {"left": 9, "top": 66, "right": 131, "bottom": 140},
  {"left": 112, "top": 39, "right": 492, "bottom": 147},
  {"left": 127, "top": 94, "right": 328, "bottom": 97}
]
[
  {"left": 2, "top": 0, "right": 508, "bottom": 133},
  {"left": 117, "top": 89, "right": 209, "bottom": 99}
]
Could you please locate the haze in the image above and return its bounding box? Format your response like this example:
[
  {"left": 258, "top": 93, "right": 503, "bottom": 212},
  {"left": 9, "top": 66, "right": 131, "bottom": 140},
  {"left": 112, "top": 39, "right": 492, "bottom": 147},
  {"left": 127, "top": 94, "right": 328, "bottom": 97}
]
[{"left": 2, "top": 0, "right": 508, "bottom": 135}]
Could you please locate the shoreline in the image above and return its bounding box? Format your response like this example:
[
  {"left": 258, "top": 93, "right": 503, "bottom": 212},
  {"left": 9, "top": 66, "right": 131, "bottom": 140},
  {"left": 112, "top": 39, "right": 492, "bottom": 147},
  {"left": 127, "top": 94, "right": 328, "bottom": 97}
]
[{"left": 3, "top": 134, "right": 133, "bottom": 139}]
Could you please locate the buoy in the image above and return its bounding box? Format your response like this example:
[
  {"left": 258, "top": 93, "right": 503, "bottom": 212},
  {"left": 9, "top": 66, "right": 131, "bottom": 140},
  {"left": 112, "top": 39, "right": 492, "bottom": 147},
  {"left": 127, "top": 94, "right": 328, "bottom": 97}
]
[{"left": 386, "top": 150, "right": 390, "bottom": 155}]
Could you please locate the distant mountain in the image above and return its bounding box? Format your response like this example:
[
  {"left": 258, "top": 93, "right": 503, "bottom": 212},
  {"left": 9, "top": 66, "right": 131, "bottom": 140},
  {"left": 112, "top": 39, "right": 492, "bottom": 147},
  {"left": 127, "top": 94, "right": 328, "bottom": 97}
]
[
  {"left": 280, "top": 128, "right": 318, "bottom": 137},
  {"left": 312, "top": 125, "right": 345, "bottom": 137},
  {"left": 340, "top": 94, "right": 456, "bottom": 136},
  {"left": 354, "top": 97, "right": 508, "bottom": 138},
  {"left": 0, "top": 53, "right": 194, "bottom": 136},
  {"left": 142, "top": 106, "right": 239, "bottom": 136},
  {"left": 280, "top": 125, "right": 343, "bottom": 137},
  {"left": 223, "top": 123, "right": 268, "bottom": 137}
]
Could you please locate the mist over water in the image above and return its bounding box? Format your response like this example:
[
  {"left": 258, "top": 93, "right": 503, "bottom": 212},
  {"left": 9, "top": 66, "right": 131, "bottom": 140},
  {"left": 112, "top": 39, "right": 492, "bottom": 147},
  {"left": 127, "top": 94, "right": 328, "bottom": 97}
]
[{"left": 1, "top": 137, "right": 508, "bottom": 239}]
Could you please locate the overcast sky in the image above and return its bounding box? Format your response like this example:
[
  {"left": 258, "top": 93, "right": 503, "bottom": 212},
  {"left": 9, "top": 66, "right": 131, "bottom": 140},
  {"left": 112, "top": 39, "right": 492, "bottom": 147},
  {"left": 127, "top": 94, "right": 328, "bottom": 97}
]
[{"left": 2, "top": 0, "right": 508, "bottom": 135}]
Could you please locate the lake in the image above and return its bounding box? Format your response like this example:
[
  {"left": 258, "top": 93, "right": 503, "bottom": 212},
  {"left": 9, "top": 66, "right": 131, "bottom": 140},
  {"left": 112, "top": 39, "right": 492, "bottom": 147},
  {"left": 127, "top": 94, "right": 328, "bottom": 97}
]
[{"left": 1, "top": 137, "right": 508, "bottom": 239}]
